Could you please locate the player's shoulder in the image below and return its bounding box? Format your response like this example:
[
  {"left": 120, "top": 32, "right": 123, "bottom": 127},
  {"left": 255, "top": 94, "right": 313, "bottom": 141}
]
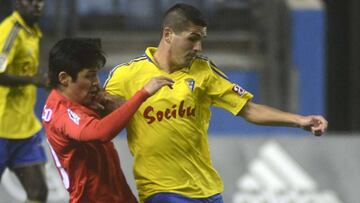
[
  {"left": 109, "top": 55, "right": 148, "bottom": 76},
  {"left": 42, "top": 100, "right": 62, "bottom": 126},
  {"left": 0, "top": 14, "right": 14, "bottom": 26},
  {"left": 115, "top": 55, "right": 148, "bottom": 70},
  {"left": 43, "top": 90, "right": 73, "bottom": 122},
  {"left": 1, "top": 13, "right": 24, "bottom": 32},
  {"left": 0, "top": 18, "right": 21, "bottom": 42},
  {"left": 104, "top": 55, "right": 150, "bottom": 88}
]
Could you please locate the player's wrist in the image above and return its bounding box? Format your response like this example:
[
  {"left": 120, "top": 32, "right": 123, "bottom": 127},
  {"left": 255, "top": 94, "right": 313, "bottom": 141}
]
[{"left": 139, "top": 88, "right": 151, "bottom": 99}]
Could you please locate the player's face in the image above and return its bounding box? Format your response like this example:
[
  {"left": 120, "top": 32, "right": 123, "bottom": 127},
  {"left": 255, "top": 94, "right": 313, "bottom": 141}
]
[
  {"left": 68, "top": 68, "right": 100, "bottom": 107},
  {"left": 17, "top": 0, "right": 44, "bottom": 25},
  {"left": 169, "top": 23, "right": 207, "bottom": 68}
]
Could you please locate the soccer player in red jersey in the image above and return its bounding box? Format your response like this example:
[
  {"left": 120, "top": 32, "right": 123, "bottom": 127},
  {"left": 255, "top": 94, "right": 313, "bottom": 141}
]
[{"left": 42, "top": 38, "right": 174, "bottom": 203}]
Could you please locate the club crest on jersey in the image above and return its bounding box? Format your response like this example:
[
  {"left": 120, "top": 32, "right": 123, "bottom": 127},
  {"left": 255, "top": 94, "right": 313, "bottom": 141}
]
[
  {"left": 232, "top": 84, "right": 246, "bottom": 96},
  {"left": 67, "top": 109, "right": 80, "bottom": 125},
  {"left": 185, "top": 78, "right": 195, "bottom": 92}
]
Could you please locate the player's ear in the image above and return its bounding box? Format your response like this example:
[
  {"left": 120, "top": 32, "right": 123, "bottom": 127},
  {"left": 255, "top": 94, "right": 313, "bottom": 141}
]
[
  {"left": 58, "top": 71, "right": 71, "bottom": 86},
  {"left": 163, "top": 27, "right": 173, "bottom": 44}
]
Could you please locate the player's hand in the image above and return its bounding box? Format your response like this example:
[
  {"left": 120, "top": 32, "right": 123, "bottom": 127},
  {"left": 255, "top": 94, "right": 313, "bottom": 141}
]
[
  {"left": 144, "top": 76, "right": 174, "bottom": 95},
  {"left": 299, "top": 115, "right": 328, "bottom": 136},
  {"left": 89, "top": 90, "right": 126, "bottom": 117},
  {"left": 96, "top": 91, "right": 126, "bottom": 112}
]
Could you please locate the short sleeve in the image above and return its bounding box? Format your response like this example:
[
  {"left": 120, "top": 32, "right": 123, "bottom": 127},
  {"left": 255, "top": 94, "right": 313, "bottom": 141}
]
[{"left": 206, "top": 62, "right": 253, "bottom": 115}]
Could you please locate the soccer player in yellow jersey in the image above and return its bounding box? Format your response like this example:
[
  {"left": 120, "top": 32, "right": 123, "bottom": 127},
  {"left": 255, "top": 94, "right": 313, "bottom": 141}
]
[
  {"left": 105, "top": 3, "right": 328, "bottom": 203},
  {"left": 0, "top": 0, "right": 48, "bottom": 202}
]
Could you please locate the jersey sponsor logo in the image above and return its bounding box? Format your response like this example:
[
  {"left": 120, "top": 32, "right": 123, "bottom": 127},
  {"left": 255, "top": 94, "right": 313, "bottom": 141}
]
[
  {"left": 185, "top": 78, "right": 195, "bottom": 92},
  {"left": 42, "top": 105, "right": 53, "bottom": 122},
  {"left": 233, "top": 141, "right": 343, "bottom": 203},
  {"left": 67, "top": 109, "right": 80, "bottom": 125},
  {"left": 143, "top": 100, "right": 195, "bottom": 124},
  {"left": 232, "top": 84, "right": 246, "bottom": 96}
]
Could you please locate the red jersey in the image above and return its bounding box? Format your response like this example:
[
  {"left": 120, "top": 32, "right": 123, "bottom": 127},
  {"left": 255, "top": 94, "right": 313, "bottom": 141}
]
[{"left": 42, "top": 89, "right": 149, "bottom": 203}]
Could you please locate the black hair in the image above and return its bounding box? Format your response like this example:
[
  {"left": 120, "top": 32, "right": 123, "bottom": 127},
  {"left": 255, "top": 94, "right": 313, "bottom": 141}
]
[
  {"left": 48, "top": 38, "right": 106, "bottom": 88},
  {"left": 162, "top": 3, "right": 208, "bottom": 34}
]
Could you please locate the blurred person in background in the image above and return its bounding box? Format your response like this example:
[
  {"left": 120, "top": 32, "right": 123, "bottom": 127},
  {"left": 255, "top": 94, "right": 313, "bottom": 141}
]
[
  {"left": 105, "top": 3, "right": 328, "bottom": 203},
  {"left": 42, "top": 38, "right": 173, "bottom": 203},
  {"left": 0, "top": 0, "right": 48, "bottom": 202}
]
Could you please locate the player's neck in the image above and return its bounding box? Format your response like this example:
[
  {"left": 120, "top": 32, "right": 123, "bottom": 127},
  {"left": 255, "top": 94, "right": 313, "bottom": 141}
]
[
  {"left": 57, "top": 87, "right": 79, "bottom": 105},
  {"left": 154, "top": 44, "right": 180, "bottom": 74}
]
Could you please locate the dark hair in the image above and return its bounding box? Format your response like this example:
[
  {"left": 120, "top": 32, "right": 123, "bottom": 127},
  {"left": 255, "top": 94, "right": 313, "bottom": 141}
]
[
  {"left": 162, "top": 3, "right": 208, "bottom": 34},
  {"left": 48, "top": 38, "right": 106, "bottom": 88}
]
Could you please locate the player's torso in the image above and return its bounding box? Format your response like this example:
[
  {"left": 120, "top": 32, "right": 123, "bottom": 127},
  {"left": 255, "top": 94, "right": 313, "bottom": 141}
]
[
  {"left": 118, "top": 59, "right": 212, "bottom": 154},
  {"left": 105, "top": 54, "right": 227, "bottom": 200},
  {"left": 0, "top": 14, "right": 40, "bottom": 77},
  {"left": 0, "top": 18, "right": 41, "bottom": 138},
  {"left": 43, "top": 94, "right": 132, "bottom": 201},
  {"left": 7, "top": 31, "right": 40, "bottom": 76}
]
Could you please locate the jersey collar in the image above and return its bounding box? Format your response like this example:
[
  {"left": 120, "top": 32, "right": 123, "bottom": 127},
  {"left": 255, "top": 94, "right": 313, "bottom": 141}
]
[
  {"left": 144, "top": 47, "right": 157, "bottom": 64},
  {"left": 144, "top": 47, "right": 191, "bottom": 73}
]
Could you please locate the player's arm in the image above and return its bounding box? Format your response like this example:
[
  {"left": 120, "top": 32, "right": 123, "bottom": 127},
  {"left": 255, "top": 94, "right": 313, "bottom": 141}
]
[
  {"left": 71, "top": 76, "right": 174, "bottom": 142},
  {"left": 237, "top": 101, "right": 328, "bottom": 136},
  {"left": 0, "top": 72, "right": 48, "bottom": 87}
]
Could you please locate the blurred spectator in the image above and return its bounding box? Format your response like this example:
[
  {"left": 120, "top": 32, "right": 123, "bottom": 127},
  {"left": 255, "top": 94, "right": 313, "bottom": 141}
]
[{"left": 0, "top": 0, "right": 48, "bottom": 202}]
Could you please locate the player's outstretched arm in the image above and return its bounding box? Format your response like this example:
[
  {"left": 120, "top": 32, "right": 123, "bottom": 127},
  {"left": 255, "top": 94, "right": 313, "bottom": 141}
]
[
  {"left": 237, "top": 101, "right": 328, "bottom": 136},
  {"left": 78, "top": 76, "right": 174, "bottom": 142},
  {"left": 0, "top": 72, "right": 49, "bottom": 87}
]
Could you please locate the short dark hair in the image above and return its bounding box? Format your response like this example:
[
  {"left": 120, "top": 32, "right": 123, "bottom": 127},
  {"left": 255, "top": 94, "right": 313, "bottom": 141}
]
[
  {"left": 162, "top": 3, "right": 208, "bottom": 34},
  {"left": 48, "top": 38, "right": 106, "bottom": 88}
]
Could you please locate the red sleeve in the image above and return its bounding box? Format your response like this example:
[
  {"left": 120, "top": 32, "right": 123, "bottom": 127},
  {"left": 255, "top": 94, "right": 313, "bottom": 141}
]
[{"left": 62, "top": 88, "right": 150, "bottom": 142}]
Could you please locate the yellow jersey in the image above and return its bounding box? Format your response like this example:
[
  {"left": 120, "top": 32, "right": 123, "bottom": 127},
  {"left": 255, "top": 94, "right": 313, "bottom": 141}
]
[
  {"left": 105, "top": 47, "right": 253, "bottom": 202},
  {"left": 0, "top": 11, "right": 42, "bottom": 139}
]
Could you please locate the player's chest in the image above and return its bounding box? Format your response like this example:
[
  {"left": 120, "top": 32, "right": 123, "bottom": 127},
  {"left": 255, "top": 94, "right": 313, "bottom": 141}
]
[
  {"left": 17, "top": 37, "right": 38, "bottom": 59},
  {"left": 133, "top": 71, "right": 206, "bottom": 120},
  {"left": 12, "top": 35, "right": 39, "bottom": 75},
  {"left": 137, "top": 70, "right": 204, "bottom": 102}
]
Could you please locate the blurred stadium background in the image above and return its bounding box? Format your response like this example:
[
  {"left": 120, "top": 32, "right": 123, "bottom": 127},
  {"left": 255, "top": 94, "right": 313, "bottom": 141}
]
[{"left": 1, "top": 0, "right": 359, "bottom": 202}]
